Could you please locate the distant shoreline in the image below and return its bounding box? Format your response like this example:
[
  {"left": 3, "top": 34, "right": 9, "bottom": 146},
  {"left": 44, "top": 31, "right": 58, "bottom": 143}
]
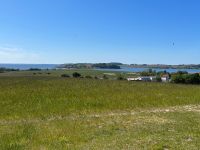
[
  {"left": 0, "top": 64, "right": 59, "bottom": 70},
  {"left": 95, "top": 67, "right": 200, "bottom": 73},
  {"left": 0, "top": 63, "right": 200, "bottom": 72}
]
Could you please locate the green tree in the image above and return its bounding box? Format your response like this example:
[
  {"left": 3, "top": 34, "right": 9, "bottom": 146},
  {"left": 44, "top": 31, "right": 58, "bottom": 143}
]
[{"left": 171, "top": 74, "right": 185, "bottom": 83}]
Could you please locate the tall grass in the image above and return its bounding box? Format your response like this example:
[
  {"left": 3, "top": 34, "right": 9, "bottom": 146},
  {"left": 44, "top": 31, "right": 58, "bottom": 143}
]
[
  {"left": 1, "top": 76, "right": 200, "bottom": 149},
  {"left": 0, "top": 77, "right": 200, "bottom": 119}
]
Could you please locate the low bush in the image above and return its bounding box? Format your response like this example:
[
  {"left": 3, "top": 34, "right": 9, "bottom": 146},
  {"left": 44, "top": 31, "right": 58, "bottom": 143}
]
[
  {"left": 117, "top": 76, "right": 124, "bottom": 80},
  {"left": 61, "top": 74, "right": 70, "bottom": 78},
  {"left": 103, "top": 75, "right": 108, "bottom": 79},
  {"left": 85, "top": 75, "right": 92, "bottom": 79},
  {"left": 72, "top": 72, "right": 81, "bottom": 78}
]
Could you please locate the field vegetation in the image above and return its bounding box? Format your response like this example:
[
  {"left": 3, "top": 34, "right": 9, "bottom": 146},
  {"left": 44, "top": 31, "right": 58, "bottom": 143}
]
[{"left": 0, "top": 70, "right": 200, "bottom": 149}]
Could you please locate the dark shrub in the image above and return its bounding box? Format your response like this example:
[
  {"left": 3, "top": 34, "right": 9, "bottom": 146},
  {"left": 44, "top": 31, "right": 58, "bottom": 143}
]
[
  {"left": 61, "top": 74, "right": 70, "bottom": 78},
  {"left": 103, "top": 75, "right": 108, "bottom": 79},
  {"left": 72, "top": 72, "right": 81, "bottom": 78},
  {"left": 85, "top": 75, "right": 92, "bottom": 79},
  {"left": 117, "top": 76, "right": 124, "bottom": 80}
]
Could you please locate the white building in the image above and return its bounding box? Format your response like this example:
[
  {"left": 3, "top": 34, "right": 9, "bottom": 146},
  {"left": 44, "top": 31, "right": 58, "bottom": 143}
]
[
  {"left": 127, "top": 77, "right": 141, "bottom": 81},
  {"left": 127, "top": 76, "right": 156, "bottom": 82},
  {"left": 161, "top": 74, "right": 170, "bottom": 82}
]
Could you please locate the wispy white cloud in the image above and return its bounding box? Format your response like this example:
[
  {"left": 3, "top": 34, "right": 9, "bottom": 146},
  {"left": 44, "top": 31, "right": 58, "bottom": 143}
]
[{"left": 0, "top": 46, "right": 40, "bottom": 63}]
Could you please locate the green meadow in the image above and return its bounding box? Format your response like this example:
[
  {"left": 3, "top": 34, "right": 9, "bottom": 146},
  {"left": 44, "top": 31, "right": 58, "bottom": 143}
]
[{"left": 0, "top": 70, "right": 200, "bottom": 149}]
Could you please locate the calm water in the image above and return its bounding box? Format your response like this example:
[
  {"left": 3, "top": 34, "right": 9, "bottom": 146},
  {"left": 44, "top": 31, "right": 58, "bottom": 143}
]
[
  {"left": 1, "top": 64, "right": 200, "bottom": 73},
  {"left": 96, "top": 67, "right": 200, "bottom": 73},
  {"left": 0, "top": 64, "right": 59, "bottom": 70}
]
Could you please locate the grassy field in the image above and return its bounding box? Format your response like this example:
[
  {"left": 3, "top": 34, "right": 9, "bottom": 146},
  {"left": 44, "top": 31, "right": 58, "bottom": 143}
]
[
  {"left": 0, "top": 70, "right": 200, "bottom": 149},
  {"left": 0, "top": 69, "right": 139, "bottom": 79}
]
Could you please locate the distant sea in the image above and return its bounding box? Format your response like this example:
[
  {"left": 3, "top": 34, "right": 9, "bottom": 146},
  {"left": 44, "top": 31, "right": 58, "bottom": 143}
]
[{"left": 0, "top": 64, "right": 59, "bottom": 70}]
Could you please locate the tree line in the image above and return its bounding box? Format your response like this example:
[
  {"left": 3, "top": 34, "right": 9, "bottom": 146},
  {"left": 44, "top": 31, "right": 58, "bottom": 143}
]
[
  {"left": 0, "top": 67, "right": 19, "bottom": 73},
  {"left": 171, "top": 71, "right": 200, "bottom": 84}
]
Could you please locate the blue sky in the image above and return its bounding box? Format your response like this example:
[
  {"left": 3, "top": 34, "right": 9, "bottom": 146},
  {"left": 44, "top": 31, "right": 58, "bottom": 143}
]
[{"left": 0, "top": 0, "right": 200, "bottom": 64}]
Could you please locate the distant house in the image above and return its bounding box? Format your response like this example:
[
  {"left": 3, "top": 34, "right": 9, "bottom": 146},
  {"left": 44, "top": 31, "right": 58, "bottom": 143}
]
[
  {"left": 140, "top": 77, "right": 151, "bottom": 81},
  {"left": 149, "top": 76, "right": 157, "bottom": 82},
  {"left": 161, "top": 74, "right": 170, "bottom": 82},
  {"left": 127, "top": 76, "right": 156, "bottom": 82},
  {"left": 141, "top": 76, "right": 157, "bottom": 82},
  {"left": 127, "top": 77, "right": 141, "bottom": 81}
]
